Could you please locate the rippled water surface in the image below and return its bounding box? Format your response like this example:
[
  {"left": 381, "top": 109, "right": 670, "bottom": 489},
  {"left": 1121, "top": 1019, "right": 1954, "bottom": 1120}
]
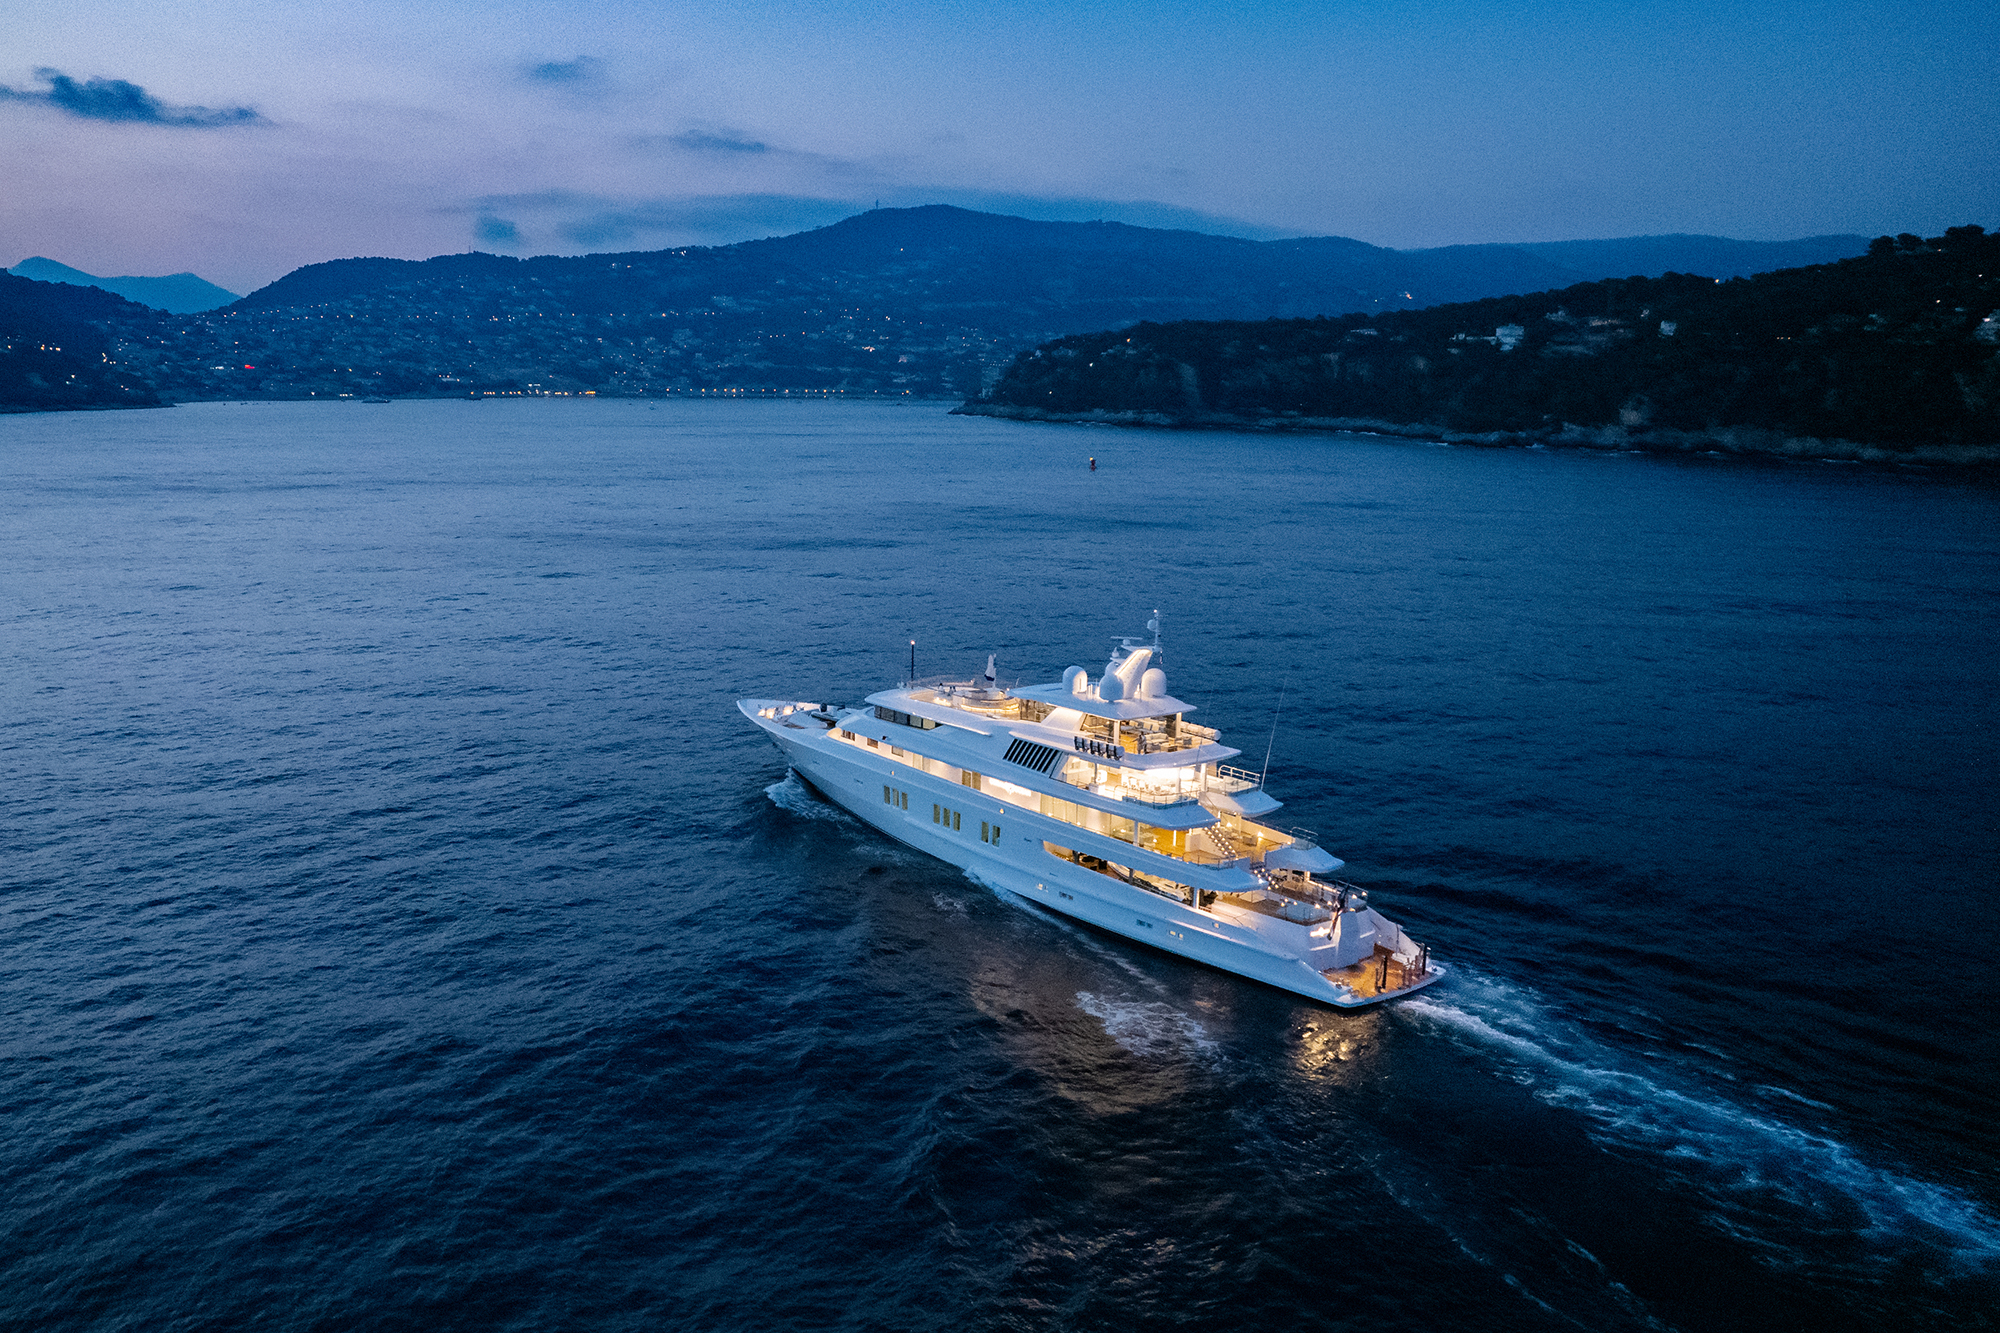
[{"left": 3, "top": 399, "right": 1996, "bottom": 1330}]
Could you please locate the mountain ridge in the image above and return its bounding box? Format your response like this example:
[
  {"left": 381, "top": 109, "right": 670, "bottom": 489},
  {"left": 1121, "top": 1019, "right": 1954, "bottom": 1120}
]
[
  {"left": 223, "top": 208, "right": 1866, "bottom": 317},
  {"left": 1, "top": 206, "right": 1889, "bottom": 412},
  {"left": 86, "top": 206, "right": 1871, "bottom": 404},
  {"left": 8, "top": 258, "right": 240, "bottom": 314}
]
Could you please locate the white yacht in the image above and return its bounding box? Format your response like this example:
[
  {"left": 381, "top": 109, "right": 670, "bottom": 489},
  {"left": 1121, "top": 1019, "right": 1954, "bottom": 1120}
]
[{"left": 741, "top": 625, "right": 1443, "bottom": 1007}]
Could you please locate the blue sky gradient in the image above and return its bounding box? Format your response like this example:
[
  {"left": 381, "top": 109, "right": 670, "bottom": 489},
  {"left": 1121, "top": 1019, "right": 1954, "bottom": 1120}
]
[{"left": 4, "top": 0, "right": 1994, "bottom": 292}]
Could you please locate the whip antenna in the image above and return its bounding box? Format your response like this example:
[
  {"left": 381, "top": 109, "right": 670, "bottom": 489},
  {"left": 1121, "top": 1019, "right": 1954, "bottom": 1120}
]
[{"left": 1259, "top": 676, "right": 1290, "bottom": 789}]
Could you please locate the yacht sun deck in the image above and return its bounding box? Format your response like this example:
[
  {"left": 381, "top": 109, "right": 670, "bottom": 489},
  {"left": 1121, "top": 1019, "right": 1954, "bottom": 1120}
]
[{"left": 742, "top": 626, "right": 1442, "bottom": 1008}]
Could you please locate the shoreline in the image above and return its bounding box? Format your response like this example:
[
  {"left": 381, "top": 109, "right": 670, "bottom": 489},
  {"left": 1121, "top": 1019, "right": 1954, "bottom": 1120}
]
[
  {"left": 951, "top": 401, "right": 2000, "bottom": 468},
  {"left": 0, "top": 401, "right": 171, "bottom": 416},
  {"left": 2, "top": 393, "right": 958, "bottom": 415}
]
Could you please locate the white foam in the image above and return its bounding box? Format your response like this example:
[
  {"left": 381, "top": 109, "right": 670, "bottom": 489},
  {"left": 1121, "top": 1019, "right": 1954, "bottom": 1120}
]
[
  {"left": 1076, "top": 934, "right": 1173, "bottom": 990},
  {"left": 1403, "top": 975, "right": 2000, "bottom": 1269},
  {"left": 762, "top": 772, "right": 851, "bottom": 822},
  {"left": 1076, "top": 991, "right": 1218, "bottom": 1061},
  {"left": 1755, "top": 1084, "right": 1834, "bottom": 1112}
]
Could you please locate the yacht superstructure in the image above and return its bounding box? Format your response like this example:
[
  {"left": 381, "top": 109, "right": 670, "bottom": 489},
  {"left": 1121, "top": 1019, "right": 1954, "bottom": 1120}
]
[{"left": 741, "top": 629, "right": 1442, "bottom": 1007}]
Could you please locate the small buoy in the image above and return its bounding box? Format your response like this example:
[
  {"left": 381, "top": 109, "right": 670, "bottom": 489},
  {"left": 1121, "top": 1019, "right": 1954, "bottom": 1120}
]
[{"left": 1089, "top": 456, "right": 1097, "bottom": 472}]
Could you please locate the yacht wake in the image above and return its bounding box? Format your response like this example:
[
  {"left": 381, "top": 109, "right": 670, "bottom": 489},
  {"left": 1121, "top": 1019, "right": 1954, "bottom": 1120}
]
[
  {"left": 1402, "top": 975, "right": 2000, "bottom": 1272},
  {"left": 1076, "top": 991, "right": 1218, "bottom": 1062}
]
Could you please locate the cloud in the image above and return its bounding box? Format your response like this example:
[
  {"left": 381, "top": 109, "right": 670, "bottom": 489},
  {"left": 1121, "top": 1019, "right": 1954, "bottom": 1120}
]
[
  {"left": 0, "top": 68, "right": 263, "bottom": 127},
  {"left": 905, "top": 189, "right": 1298, "bottom": 240},
  {"left": 668, "top": 129, "right": 769, "bottom": 155},
  {"left": 450, "top": 191, "right": 862, "bottom": 250},
  {"left": 475, "top": 215, "right": 521, "bottom": 245},
  {"left": 551, "top": 194, "right": 849, "bottom": 247},
  {"left": 526, "top": 56, "right": 605, "bottom": 85},
  {"left": 627, "top": 127, "right": 883, "bottom": 187}
]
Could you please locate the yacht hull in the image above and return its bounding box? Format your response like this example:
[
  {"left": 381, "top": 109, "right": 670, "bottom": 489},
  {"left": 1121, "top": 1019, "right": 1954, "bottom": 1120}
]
[{"left": 748, "top": 701, "right": 1443, "bottom": 1008}]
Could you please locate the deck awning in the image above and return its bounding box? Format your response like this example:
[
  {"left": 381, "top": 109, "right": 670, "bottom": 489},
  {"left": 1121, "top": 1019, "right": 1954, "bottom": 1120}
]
[{"left": 1264, "top": 844, "right": 1343, "bottom": 874}]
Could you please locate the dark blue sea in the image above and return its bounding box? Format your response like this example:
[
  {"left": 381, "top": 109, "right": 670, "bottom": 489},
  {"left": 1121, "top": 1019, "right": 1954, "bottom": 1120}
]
[{"left": 3, "top": 399, "right": 1996, "bottom": 1331}]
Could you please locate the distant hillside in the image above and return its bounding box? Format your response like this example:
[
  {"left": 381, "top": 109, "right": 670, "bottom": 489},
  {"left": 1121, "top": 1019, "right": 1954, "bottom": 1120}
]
[
  {"left": 958, "top": 227, "right": 2000, "bottom": 463},
  {"left": 0, "top": 272, "right": 165, "bottom": 412},
  {"left": 8, "top": 258, "right": 239, "bottom": 314},
  {"left": 95, "top": 207, "right": 1872, "bottom": 403},
  {"left": 228, "top": 253, "right": 519, "bottom": 313}
]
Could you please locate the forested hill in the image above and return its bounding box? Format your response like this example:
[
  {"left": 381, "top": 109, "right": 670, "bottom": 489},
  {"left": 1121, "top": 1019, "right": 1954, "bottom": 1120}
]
[
  {"left": 95, "top": 208, "right": 1861, "bottom": 403},
  {"left": 958, "top": 227, "right": 2000, "bottom": 462},
  {"left": 0, "top": 273, "right": 163, "bottom": 412}
]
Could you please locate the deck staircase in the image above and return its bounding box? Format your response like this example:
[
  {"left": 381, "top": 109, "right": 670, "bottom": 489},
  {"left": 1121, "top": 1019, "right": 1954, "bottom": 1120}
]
[{"left": 1203, "top": 822, "right": 1245, "bottom": 862}]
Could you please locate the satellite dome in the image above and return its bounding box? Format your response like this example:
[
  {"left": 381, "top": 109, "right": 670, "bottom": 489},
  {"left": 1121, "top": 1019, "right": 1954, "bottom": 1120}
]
[
  {"left": 1062, "top": 666, "right": 1088, "bottom": 696},
  {"left": 1139, "top": 667, "right": 1166, "bottom": 699},
  {"left": 1097, "top": 671, "right": 1125, "bottom": 701}
]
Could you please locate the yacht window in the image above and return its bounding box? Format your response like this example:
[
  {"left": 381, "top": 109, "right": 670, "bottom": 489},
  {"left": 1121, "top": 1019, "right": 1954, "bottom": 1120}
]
[
  {"left": 874, "top": 706, "right": 938, "bottom": 730},
  {"left": 960, "top": 770, "right": 982, "bottom": 791}
]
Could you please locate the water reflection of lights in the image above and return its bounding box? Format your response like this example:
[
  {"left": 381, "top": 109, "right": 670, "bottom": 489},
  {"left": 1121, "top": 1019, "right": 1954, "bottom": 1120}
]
[
  {"left": 953, "top": 908, "right": 1227, "bottom": 1114},
  {"left": 1294, "top": 1011, "right": 1388, "bottom": 1081},
  {"left": 966, "top": 969, "right": 1211, "bottom": 1114}
]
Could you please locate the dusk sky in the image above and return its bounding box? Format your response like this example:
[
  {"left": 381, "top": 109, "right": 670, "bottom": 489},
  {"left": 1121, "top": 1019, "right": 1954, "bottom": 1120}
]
[{"left": 5, "top": 0, "right": 1996, "bottom": 294}]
